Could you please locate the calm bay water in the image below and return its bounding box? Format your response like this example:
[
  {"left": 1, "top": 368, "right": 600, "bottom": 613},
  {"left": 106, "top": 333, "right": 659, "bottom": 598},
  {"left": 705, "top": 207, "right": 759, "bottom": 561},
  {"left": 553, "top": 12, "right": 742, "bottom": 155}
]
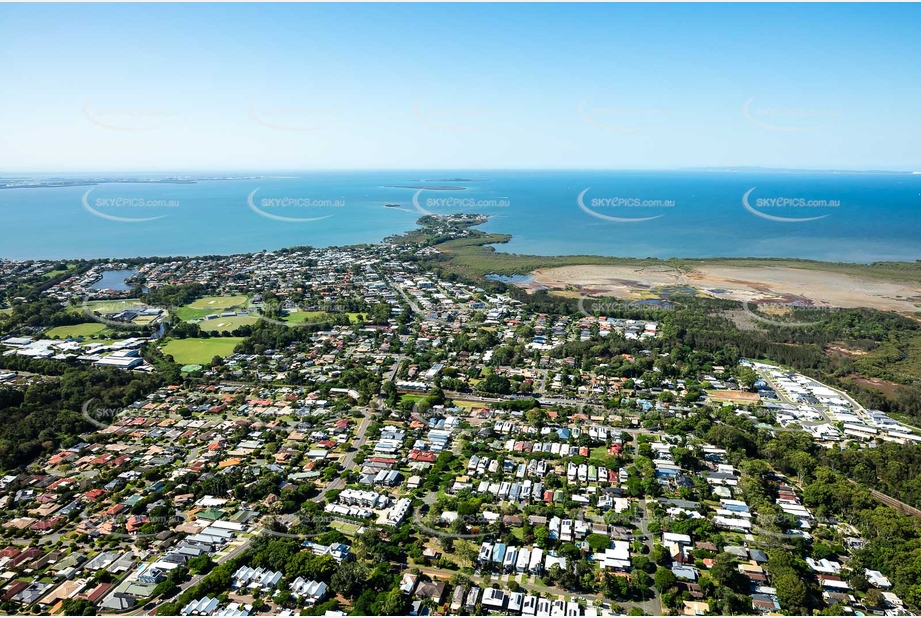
[{"left": 1, "top": 171, "right": 919, "bottom": 263}]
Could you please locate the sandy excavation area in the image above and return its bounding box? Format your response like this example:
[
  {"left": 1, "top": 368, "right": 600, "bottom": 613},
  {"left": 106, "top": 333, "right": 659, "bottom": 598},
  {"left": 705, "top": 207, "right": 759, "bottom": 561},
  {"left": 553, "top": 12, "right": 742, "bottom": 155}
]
[{"left": 529, "top": 264, "right": 921, "bottom": 313}]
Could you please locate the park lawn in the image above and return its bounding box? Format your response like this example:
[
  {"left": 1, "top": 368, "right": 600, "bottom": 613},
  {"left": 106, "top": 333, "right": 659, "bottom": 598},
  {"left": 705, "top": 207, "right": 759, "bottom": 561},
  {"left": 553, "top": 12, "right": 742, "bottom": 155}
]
[
  {"left": 198, "top": 316, "right": 259, "bottom": 332},
  {"left": 400, "top": 394, "right": 425, "bottom": 404},
  {"left": 590, "top": 446, "right": 610, "bottom": 460},
  {"left": 42, "top": 268, "right": 70, "bottom": 279},
  {"left": 160, "top": 337, "right": 244, "bottom": 365},
  {"left": 451, "top": 399, "right": 483, "bottom": 410},
  {"left": 330, "top": 521, "right": 361, "bottom": 536},
  {"left": 285, "top": 311, "right": 364, "bottom": 324},
  {"left": 46, "top": 322, "right": 108, "bottom": 339},
  {"left": 285, "top": 311, "right": 326, "bottom": 323},
  {"left": 175, "top": 297, "right": 249, "bottom": 321},
  {"left": 173, "top": 306, "right": 215, "bottom": 321},
  {"left": 188, "top": 295, "right": 248, "bottom": 310}
]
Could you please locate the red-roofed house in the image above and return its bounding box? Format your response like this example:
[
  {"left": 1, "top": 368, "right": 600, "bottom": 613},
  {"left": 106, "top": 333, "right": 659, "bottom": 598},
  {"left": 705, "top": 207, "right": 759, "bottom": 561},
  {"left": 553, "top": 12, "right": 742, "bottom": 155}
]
[
  {"left": 125, "top": 515, "right": 148, "bottom": 533},
  {"left": 83, "top": 489, "right": 107, "bottom": 502}
]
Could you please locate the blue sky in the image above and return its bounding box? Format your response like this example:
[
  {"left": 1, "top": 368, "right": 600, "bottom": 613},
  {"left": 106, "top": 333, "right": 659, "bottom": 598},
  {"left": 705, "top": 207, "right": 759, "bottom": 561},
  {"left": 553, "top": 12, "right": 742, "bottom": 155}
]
[{"left": 1, "top": 3, "right": 919, "bottom": 172}]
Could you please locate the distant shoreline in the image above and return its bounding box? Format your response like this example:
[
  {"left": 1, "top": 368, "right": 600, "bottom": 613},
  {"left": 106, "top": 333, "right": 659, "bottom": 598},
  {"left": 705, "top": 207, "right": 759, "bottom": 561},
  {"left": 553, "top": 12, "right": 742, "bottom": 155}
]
[
  {"left": 2, "top": 222, "right": 919, "bottom": 269},
  {"left": 3, "top": 170, "right": 919, "bottom": 263},
  {"left": 0, "top": 176, "right": 264, "bottom": 190},
  {"left": 383, "top": 185, "right": 468, "bottom": 191}
]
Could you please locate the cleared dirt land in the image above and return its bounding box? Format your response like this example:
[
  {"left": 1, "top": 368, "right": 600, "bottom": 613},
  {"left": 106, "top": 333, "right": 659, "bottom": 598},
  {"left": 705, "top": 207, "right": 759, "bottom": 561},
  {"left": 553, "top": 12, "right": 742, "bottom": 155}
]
[{"left": 530, "top": 264, "right": 921, "bottom": 312}]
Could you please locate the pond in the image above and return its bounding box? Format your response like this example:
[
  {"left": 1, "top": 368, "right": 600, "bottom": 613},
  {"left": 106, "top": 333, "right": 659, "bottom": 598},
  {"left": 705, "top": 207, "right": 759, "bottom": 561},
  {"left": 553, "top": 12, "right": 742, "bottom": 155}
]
[{"left": 89, "top": 269, "right": 139, "bottom": 292}]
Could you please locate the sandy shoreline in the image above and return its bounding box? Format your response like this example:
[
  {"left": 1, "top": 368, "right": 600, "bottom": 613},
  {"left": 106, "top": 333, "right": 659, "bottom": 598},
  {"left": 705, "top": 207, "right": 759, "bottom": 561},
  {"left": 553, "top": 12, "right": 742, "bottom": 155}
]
[{"left": 529, "top": 264, "right": 921, "bottom": 313}]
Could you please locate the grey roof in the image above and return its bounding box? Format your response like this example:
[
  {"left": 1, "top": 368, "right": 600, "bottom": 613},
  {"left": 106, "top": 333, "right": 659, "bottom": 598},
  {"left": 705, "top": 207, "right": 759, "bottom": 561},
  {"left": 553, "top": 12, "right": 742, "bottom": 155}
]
[{"left": 749, "top": 549, "right": 769, "bottom": 563}]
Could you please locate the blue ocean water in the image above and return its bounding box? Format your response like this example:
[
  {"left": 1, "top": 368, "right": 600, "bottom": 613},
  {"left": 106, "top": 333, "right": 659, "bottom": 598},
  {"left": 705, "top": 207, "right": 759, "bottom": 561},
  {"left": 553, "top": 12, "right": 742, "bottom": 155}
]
[{"left": 1, "top": 171, "right": 919, "bottom": 262}]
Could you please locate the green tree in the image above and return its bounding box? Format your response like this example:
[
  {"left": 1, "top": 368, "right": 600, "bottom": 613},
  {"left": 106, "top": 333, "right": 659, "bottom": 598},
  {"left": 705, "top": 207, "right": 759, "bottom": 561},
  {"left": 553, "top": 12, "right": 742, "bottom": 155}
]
[
  {"left": 654, "top": 567, "right": 677, "bottom": 592},
  {"left": 774, "top": 572, "right": 807, "bottom": 611},
  {"left": 330, "top": 561, "right": 369, "bottom": 599},
  {"left": 587, "top": 534, "right": 611, "bottom": 553},
  {"left": 650, "top": 544, "right": 671, "bottom": 566},
  {"left": 864, "top": 588, "right": 885, "bottom": 608},
  {"left": 380, "top": 589, "right": 409, "bottom": 615}
]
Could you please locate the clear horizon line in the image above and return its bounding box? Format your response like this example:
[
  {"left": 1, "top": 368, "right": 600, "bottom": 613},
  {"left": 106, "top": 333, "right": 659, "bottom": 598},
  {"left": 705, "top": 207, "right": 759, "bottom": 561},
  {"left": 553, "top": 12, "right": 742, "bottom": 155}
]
[{"left": 4, "top": 165, "right": 920, "bottom": 175}]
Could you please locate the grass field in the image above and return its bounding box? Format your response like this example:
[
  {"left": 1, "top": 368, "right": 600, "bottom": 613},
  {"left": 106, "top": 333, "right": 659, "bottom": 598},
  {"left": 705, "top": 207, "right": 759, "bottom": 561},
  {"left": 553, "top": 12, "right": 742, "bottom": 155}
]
[
  {"left": 174, "top": 306, "right": 214, "bottom": 321},
  {"left": 70, "top": 299, "right": 147, "bottom": 314},
  {"left": 452, "top": 399, "right": 484, "bottom": 410},
  {"left": 198, "top": 316, "right": 259, "bottom": 332},
  {"left": 42, "top": 267, "right": 72, "bottom": 279},
  {"left": 330, "top": 521, "right": 361, "bottom": 536},
  {"left": 70, "top": 299, "right": 162, "bottom": 327},
  {"left": 46, "top": 322, "right": 108, "bottom": 339},
  {"left": 175, "top": 296, "right": 248, "bottom": 322},
  {"left": 590, "top": 446, "right": 611, "bottom": 461},
  {"left": 285, "top": 311, "right": 364, "bottom": 324},
  {"left": 173, "top": 303, "right": 362, "bottom": 327},
  {"left": 284, "top": 311, "right": 328, "bottom": 324},
  {"left": 160, "top": 337, "right": 244, "bottom": 364},
  {"left": 188, "top": 296, "right": 248, "bottom": 310}
]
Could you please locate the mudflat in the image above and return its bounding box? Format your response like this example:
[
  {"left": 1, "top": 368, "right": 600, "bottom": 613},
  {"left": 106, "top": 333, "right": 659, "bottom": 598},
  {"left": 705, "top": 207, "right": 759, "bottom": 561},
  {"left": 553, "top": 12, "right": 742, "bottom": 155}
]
[{"left": 529, "top": 264, "right": 921, "bottom": 313}]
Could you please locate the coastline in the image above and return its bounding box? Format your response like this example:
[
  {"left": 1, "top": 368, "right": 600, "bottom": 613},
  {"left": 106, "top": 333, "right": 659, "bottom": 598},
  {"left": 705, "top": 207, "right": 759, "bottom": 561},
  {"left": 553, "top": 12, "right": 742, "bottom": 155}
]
[
  {"left": 3, "top": 170, "right": 921, "bottom": 263},
  {"left": 4, "top": 214, "right": 921, "bottom": 281},
  {"left": 5, "top": 215, "right": 920, "bottom": 317}
]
